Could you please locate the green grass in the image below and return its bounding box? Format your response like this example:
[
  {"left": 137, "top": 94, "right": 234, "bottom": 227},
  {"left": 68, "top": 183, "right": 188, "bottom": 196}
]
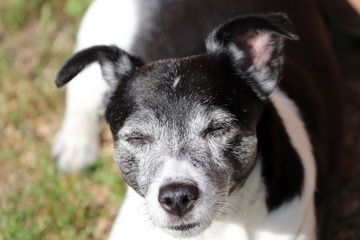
[
  {"left": 0, "top": 0, "right": 126, "bottom": 239},
  {"left": 0, "top": 154, "right": 125, "bottom": 240}
]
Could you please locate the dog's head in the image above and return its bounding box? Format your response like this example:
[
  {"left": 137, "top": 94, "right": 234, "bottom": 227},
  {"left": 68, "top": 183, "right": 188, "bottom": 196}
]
[{"left": 56, "top": 13, "right": 297, "bottom": 237}]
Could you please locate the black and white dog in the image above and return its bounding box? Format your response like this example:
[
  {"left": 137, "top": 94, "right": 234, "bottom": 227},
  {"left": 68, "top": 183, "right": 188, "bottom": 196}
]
[{"left": 52, "top": 0, "right": 342, "bottom": 239}]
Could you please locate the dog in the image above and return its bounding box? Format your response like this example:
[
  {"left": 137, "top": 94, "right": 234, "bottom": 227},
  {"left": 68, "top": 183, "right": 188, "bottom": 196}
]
[{"left": 52, "top": 0, "right": 342, "bottom": 239}]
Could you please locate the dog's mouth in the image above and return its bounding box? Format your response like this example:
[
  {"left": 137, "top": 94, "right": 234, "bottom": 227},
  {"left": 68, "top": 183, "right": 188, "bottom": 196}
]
[
  {"left": 168, "top": 222, "right": 200, "bottom": 231},
  {"left": 164, "top": 222, "right": 205, "bottom": 237}
]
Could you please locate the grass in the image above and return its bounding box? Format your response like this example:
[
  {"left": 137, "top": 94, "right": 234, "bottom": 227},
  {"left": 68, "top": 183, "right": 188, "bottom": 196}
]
[{"left": 0, "top": 0, "right": 126, "bottom": 239}]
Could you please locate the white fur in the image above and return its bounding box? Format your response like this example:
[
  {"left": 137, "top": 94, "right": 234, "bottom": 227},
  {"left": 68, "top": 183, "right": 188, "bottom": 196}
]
[
  {"left": 108, "top": 161, "right": 262, "bottom": 240},
  {"left": 102, "top": 55, "right": 134, "bottom": 89},
  {"left": 109, "top": 88, "right": 317, "bottom": 240},
  {"left": 145, "top": 159, "right": 222, "bottom": 238},
  {"left": 266, "top": 89, "right": 317, "bottom": 240},
  {"left": 205, "top": 31, "right": 224, "bottom": 54},
  {"left": 53, "top": 63, "right": 105, "bottom": 172},
  {"left": 172, "top": 76, "right": 181, "bottom": 89},
  {"left": 52, "top": 0, "right": 139, "bottom": 172}
]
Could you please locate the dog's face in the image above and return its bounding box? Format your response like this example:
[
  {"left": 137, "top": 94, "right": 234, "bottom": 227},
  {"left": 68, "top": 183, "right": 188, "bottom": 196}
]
[
  {"left": 108, "top": 55, "right": 261, "bottom": 236},
  {"left": 56, "top": 13, "right": 297, "bottom": 237}
]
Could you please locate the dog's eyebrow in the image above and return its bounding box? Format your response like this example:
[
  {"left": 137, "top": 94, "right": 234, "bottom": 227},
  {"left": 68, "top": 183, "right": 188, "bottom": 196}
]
[
  {"left": 189, "top": 107, "right": 237, "bottom": 132},
  {"left": 207, "top": 109, "right": 236, "bottom": 123},
  {"left": 208, "top": 117, "right": 236, "bottom": 128},
  {"left": 117, "top": 110, "right": 156, "bottom": 129}
]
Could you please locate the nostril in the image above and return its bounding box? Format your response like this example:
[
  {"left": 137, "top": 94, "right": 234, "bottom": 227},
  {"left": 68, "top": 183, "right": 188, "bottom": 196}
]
[
  {"left": 185, "top": 184, "right": 199, "bottom": 201},
  {"left": 164, "top": 197, "right": 173, "bottom": 205},
  {"left": 158, "top": 182, "right": 199, "bottom": 217},
  {"left": 182, "top": 196, "right": 190, "bottom": 204}
]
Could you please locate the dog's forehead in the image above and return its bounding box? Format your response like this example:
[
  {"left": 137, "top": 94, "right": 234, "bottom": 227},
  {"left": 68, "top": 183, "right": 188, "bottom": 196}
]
[
  {"left": 107, "top": 54, "right": 262, "bottom": 134},
  {"left": 127, "top": 55, "right": 237, "bottom": 106}
]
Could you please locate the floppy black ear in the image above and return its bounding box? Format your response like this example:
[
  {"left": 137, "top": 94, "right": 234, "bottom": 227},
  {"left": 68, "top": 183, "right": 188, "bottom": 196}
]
[
  {"left": 206, "top": 13, "right": 298, "bottom": 99},
  {"left": 55, "top": 45, "right": 143, "bottom": 88}
]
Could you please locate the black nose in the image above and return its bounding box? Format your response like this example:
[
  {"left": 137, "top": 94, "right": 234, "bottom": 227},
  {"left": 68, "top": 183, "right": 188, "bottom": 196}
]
[{"left": 158, "top": 183, "right": 199, "bottom": 217}]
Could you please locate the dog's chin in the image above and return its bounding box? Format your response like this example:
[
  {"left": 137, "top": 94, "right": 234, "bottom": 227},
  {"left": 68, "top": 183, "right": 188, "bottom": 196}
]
[{"left": 162, "top": 221, "right": 210, "bottom": 238}]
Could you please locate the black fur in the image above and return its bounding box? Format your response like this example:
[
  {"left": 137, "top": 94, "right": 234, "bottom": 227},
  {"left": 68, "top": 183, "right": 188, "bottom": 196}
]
[
  {"left": 210, "top": 13, "right": 298, "bottom": 45},
  {"left": 206, "top": 13, "right": 298, "bottom": 99},
  {"left": 106, "top": 54, "right": 263, "bottom": 196},
  {"left": 56, "top": 14, "right": 302, "bottom": 209},
  {"left": 55, "top": 45, "right": 143, "bottom": 88},
  {"left": 257, "top": 104, "right": 304, "bottom": 210}
]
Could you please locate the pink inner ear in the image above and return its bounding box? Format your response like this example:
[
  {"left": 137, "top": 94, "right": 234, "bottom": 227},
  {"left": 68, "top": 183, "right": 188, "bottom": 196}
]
[{"left": 248, "top": 33, "right": 273, "bottom": 70}]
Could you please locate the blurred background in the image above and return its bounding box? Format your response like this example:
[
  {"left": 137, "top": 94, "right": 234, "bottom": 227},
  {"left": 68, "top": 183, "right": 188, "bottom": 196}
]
[
  {"left": 0, "top": 0, "right": 359, "bottom": 239},
  {"left": 0, "top": 1, "right": 125, "bottom": 239}
]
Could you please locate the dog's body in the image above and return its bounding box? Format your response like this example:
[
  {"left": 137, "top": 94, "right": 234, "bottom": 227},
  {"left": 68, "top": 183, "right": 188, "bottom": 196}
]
[{"left": 53, "top": 0, "right": 342, "bottom": 239}]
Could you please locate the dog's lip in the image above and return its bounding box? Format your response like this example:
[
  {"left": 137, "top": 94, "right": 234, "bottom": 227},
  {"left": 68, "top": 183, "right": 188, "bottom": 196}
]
[{"left": 168, "top": 222, "right": 199, "bottom": 231}]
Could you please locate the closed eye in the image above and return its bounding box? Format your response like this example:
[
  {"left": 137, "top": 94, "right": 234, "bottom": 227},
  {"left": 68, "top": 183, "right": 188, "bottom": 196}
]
[
  {"left": 203, "top": 125, "right": 230, "bottom": 138},
  {"left": 124, "top": 133, "right": 152, "bottom": 146}
]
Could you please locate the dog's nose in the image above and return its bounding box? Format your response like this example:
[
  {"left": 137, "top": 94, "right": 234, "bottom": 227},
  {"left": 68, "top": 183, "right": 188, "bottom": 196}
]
[{"left": 158, "top": 183, "right": 199, "bottom": 217}]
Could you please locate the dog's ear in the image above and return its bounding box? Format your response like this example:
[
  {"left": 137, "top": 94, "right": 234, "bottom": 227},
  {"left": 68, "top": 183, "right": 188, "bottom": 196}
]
[
  {"left": 55, "top": 45, "right": 143, "bottom": 89},
  {"left": 206, "top": 13, "right": 298, "bottom": 99}
]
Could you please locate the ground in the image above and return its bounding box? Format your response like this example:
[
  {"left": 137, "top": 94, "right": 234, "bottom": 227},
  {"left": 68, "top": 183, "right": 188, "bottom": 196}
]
[{"left": 0, "top": 1, "right": 359, "bottom": 239}]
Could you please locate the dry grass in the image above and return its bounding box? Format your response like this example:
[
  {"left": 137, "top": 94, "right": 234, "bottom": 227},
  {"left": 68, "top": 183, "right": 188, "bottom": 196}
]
[{"left": 0, "top": 1, "right": 126, "bottom": 239}]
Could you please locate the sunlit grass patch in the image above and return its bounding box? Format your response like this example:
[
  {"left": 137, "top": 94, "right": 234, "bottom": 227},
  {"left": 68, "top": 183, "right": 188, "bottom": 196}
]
[
  {"left": 0, "top": 148, "right": 124, "bottom": 240},
  {"left": 0, "top": 0, "right": 125, "bottom": 239}
]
